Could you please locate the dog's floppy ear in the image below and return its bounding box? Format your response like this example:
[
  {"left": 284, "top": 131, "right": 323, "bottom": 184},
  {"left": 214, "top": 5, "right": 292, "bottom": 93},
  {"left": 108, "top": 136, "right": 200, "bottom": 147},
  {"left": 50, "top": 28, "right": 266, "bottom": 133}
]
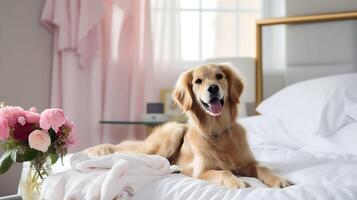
[
  {"left": 220, "top": 64, "right": 244, "bottom": 104},
  {"left": 172, "top": 70, "right": 194, "bottom": 112}
]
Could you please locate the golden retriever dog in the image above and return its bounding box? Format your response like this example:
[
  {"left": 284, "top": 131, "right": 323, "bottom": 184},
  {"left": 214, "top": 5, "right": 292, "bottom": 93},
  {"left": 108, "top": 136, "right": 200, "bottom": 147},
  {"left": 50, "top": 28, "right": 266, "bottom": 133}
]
[{"left": 85, "top": 64, "right": 293, "bottom": 189}]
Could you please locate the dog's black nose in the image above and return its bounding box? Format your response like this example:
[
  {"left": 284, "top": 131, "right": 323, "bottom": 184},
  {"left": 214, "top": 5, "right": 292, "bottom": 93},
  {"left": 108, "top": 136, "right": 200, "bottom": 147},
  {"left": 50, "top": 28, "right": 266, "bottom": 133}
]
[{"left": 208, "top": 84, "right": 219, "bottom": 94}]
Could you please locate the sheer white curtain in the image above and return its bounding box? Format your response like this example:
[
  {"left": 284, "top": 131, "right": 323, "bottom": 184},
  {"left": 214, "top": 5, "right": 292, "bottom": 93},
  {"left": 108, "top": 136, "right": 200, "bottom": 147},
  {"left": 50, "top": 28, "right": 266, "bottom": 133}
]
[
  {"left": 150, "top": 0, "right": 262, "bottom": 90},
  {"left": 150, "top": 0, "right": 187, "bottom": 92}
]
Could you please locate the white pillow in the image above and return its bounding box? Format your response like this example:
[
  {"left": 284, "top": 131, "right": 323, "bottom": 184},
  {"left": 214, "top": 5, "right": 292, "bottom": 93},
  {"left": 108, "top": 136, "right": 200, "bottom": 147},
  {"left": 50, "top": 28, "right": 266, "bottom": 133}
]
[
  {"left": 347, "top": 104, "right": 357, "bottom": 121},
  {"left": 315, "top": 85, "right": 357, "bottom": 136},
  {"left": 256, "top": 73, "right": 357, "bottom": 136},
  {"left": 240, "top": 115, "right": 313, "bottom": 148},
  {"left": 302, "top": 123, "right": 357, "bottom": 156}
]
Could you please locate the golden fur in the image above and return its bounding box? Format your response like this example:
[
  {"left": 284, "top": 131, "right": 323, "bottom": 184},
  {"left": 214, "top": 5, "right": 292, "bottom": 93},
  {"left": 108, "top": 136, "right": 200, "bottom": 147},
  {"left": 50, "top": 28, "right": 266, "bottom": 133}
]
[{"left": 85, "top": 64, "right": 292, "bottom": 188}]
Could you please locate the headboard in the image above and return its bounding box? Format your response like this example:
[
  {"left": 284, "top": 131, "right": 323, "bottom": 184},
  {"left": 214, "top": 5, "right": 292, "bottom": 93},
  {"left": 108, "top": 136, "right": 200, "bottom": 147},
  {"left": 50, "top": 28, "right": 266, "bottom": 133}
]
[{"left": 255, "top": 11, "right": 357, "bottom": 106}]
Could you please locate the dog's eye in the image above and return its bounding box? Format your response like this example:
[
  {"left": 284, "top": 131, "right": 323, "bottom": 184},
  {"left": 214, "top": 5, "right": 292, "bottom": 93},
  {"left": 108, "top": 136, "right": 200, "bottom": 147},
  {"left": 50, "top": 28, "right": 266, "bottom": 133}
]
[
  {"left": 195, "top": 79, "right": 202, "bottom": 84},
  {"left": 216, "top": 74, "right": 223, "bottom": 80}
]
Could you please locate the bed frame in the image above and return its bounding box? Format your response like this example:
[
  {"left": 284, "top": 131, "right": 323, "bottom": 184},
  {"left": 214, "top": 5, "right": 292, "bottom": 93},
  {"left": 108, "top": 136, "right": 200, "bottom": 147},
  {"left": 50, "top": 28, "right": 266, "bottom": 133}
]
[{"left": 255, "top": 11, "right": 357, "bottom": 105}]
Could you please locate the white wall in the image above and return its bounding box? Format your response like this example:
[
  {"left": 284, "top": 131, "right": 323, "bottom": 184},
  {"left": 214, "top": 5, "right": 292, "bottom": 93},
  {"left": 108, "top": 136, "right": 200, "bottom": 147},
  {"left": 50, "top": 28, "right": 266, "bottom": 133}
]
[
  {"left": 262, "top": 0, "right": 287, "bottom": 98},
  {"left": 286, "top": 0, "right": 357, "bottom": 16},
  {"left": 285, "top": 0, "right": 357, "bottom": 85},
  {"left": 262, "top": 0, "right": 357, "bottom": 98},
  {"left": 0, "top": 0, "right": 52, "bottom": 196}
]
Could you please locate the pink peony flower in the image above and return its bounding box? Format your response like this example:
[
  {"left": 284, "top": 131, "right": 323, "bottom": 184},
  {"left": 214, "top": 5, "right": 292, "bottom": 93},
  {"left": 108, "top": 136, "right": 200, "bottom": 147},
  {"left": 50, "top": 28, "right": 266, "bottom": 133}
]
[
  {"left": 18, "top": 116, "right": 26, "bottom": 126},
  {"left": 28, "top": 130, "right": 51, "bottom": 152},
  {"left": 40, "top": 108, "right": 66, "bottom": 133},
  {"left": 0, "top": 116, "right": 10, "bottom": 141},
  {"left": 29, "top": 107, "right": 37, "bottom": 113},
  {"left": 24, "top": 110, "right": 40, "bottom": 124},
  {"left": 66, "top": 131, "right": 76, "bottom": 146},
  {"left": 13, "top": 123, "right": 36, "bottom": 141},
  {"left": 65, "top": 118, "right": 75, "bottom": 132},
  {"left": 0, "top": 106, "right": 24, "bottom": 127},
  {"left": 65, "top": 119, "right": 76, "bottom": 145}
]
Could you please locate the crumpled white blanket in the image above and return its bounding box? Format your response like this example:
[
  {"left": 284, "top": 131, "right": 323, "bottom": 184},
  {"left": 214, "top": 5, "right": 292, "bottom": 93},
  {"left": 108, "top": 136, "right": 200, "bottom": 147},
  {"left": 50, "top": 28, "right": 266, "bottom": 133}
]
[{"left": 41, "top": 152, "right": 179, "bottom": 200}]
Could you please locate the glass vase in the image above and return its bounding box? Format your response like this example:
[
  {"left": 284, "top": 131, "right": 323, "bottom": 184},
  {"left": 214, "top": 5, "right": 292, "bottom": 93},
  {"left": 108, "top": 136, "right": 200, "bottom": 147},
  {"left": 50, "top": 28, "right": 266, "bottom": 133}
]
[{"left": 18, "top": 159, "right": 52, "bottom": 200}]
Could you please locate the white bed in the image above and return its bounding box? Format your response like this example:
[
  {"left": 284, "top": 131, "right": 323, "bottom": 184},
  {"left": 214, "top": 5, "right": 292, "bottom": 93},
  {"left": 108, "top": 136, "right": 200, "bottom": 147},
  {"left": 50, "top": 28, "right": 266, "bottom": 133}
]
[
  {"left": 50, "top": 119, "right": 357, "bottom": 200},
  {"left": 46, "top": 73, "right": 357, "bottom": 200},
  {"left": 130, "top": 116, "right": 357, "bottom": 200}
]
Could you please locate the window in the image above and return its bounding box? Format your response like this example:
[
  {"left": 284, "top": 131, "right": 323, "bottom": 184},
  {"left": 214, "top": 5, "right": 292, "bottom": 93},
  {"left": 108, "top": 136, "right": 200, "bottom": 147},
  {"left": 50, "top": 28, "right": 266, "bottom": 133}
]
[{"left": 151, "top": 0, "right": 262, "bottom": 62}]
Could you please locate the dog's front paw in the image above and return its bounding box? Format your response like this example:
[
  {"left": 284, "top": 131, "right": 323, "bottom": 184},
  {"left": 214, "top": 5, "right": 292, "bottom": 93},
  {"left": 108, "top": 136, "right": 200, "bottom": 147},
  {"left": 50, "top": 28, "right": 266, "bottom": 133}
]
[
  {"left": 237, "top": 181, "right": 251, "bottom": 189},
  {"left": 228, "top": 179, "right": 251, "bottom": 189},
  {"left": 270, "top": 177, "right": 293, "bottom": 188},
  {"left": 84, "top": 144, "right": 116, "bottom": 157}
]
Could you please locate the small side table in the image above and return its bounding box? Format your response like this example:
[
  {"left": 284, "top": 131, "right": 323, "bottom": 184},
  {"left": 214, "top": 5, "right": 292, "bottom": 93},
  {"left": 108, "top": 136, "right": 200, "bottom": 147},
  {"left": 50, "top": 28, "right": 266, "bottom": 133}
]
[{"left": 99, "top": 120, "right": 168, "bottom": 135}]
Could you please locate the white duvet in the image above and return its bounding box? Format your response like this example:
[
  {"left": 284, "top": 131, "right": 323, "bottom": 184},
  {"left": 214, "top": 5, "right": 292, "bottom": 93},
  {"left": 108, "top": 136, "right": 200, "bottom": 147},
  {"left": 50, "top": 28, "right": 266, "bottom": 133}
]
[{"left": 49, "top": 116, "right": 357, "bottom": 200}]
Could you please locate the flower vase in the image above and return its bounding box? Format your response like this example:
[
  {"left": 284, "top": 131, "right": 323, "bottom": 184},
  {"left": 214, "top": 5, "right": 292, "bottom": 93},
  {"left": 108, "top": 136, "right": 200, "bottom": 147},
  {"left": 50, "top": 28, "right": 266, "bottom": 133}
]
[{"left": 18, "top": 159, "right": 52, "bottom": 200}]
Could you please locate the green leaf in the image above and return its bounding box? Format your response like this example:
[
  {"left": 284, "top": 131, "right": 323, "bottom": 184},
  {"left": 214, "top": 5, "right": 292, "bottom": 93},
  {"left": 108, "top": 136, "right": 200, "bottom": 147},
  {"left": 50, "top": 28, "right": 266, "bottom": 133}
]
[
  {"left": 48, "top": 129, "right": 57, "bottom": 142},
  {"left": 0, "top": 151, "right": 14, "bottom": 174},
  {"left": 11, "top": 148, "right": 39, "bottom": 162},
  {"left": 50, "top": 154, "right": 58, "bottom": 165},
  {"left": 47, "top": 146, "right": 55, "bottom": 154}
]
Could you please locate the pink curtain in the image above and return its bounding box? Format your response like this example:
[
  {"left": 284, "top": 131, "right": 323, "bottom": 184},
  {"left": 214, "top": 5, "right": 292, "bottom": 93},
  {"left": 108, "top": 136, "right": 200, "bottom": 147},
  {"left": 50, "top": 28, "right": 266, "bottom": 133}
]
[{"left": 41, "top": 0, "right": 154, "bottom": 152}]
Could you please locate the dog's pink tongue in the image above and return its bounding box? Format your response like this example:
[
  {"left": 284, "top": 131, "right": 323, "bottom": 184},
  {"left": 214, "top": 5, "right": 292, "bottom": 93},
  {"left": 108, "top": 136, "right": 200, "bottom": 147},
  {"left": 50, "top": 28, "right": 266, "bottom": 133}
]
[{"left": 209, "top": 100, "right": 223, "bottom": 115}]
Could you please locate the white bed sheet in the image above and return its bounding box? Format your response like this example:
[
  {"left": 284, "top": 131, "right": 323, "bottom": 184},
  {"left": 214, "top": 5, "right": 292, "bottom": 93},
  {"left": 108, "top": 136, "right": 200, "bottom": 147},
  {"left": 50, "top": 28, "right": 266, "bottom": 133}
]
[
  {"left": 132, "top": 147, "right": 357, "bottom": 200},
  {"left": 131, "top": 116, "right": 357, "bottom": 200}
]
